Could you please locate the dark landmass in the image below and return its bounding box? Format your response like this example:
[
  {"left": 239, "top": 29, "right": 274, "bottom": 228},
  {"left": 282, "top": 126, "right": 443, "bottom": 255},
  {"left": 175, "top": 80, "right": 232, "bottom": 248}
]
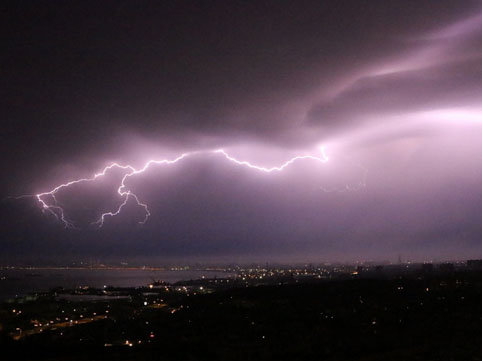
[{"left": 2, "top": 264, "right": 482, "bottom": 360}]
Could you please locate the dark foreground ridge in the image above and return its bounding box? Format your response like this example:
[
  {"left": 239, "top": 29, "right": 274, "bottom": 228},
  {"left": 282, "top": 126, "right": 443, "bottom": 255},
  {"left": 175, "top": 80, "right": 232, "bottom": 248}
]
[{"left": 2, "top": 268, "right": 482, "bottom": 360}]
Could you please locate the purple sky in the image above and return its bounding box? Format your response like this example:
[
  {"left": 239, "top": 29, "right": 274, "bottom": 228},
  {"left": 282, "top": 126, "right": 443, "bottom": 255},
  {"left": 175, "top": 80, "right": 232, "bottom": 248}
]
[{"left": 2, "top": 1, "right": 482, "bottom": 263}]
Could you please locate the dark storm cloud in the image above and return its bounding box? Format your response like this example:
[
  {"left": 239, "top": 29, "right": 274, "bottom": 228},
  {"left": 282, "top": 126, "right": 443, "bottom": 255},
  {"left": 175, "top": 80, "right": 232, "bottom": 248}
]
[
  {"left": 2, "top": 1, "right": 475, "bottom": 157},
  {"left": 2, "top": 1, "right": 482, "bottom": 263}
]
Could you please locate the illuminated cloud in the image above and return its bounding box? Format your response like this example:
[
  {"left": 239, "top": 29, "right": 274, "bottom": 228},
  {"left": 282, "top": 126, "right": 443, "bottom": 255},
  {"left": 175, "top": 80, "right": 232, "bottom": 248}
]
[{"left": 3, "top": 1, "right": 482, "bottom": 262}]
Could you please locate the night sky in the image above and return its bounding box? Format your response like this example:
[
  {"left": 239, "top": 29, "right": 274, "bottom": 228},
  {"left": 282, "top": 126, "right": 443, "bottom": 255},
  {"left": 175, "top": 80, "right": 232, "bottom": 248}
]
[{"left": 2, "top": 0, "right": 482, "bottom": 264}]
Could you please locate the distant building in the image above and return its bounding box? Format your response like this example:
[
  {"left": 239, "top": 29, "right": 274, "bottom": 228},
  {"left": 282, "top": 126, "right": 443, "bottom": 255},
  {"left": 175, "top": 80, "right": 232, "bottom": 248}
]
[
  {"left": 422, "top": 263, "right": 434, "bottom": 273},
  {"left": 467, "top": 260, "right": 482, "bottom": 270},
  {"left": 375, "top": 265, "right": 384, "bottom": 273},
  {"left": 439, "top": 263, "right": 454, "bottom": 273}
]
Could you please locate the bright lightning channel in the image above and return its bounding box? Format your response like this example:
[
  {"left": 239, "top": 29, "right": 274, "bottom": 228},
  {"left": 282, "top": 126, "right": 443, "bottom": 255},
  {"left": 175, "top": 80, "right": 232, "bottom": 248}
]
[{"left": 34, "top": 147, "right": 333, "bottom": 228}]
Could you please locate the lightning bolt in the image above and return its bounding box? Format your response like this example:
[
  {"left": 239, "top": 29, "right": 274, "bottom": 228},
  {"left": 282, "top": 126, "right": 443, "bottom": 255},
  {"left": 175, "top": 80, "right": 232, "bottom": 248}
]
[
  {"left": 213, "top": 149, "right": 328, "bottom": 172},
  {"left": 24, "top": 146, "right": 363, "bottom": 229}
]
